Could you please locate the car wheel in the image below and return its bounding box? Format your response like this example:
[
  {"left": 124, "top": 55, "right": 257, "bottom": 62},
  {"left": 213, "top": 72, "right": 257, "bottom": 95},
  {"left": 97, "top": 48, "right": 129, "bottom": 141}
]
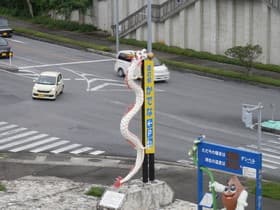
[
  {"left": 117, "top": 68, "right": 125, "bottom": 77},
  {"left": 61, "top": 85, "right": 64, "bottom": 94}
]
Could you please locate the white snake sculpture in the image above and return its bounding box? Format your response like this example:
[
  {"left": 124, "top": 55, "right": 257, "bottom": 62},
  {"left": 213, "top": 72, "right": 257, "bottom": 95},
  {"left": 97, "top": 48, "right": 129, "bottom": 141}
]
[{"left": 114, "top": 49, "right": 148, "bottom": 187}]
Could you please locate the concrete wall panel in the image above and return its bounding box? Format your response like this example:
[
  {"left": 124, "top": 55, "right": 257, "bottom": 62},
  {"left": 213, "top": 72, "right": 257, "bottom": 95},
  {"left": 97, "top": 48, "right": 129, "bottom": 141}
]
[
  {"left": 186, "top": 4, "right": 196, "bottom": 49},
  {"left": 65, "top": 0, "right": 280, "bottom": 65},
  {"left": 270, "top": 9, "right": 280, "bottom": 64}
]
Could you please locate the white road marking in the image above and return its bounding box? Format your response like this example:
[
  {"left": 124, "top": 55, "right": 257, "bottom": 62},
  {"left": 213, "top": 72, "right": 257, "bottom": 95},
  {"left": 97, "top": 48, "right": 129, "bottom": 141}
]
[
  {"left": 263, "top": 158, "right": 280, "bottom": 166},
  {"left": 19, "top": 59, "right": 115, "bottom": 70},
  {"left": 262, "top": 152, "right": 280, "bottom": 160},
  {"left": 74, "top": 78, "right": 85, "bottom": 81},
  {"left": 268, "top": 140, "right": 280, "bottom": 146},
  {"left": 9, "top": 137, "right": 59, "bottom": 152},
  {"left": 70, "top": 147, "right": 92, "bottom": 154},
  {"left": 89, "top": 150, "right": 105, "bottom": 155},
  {"left": 0, "top": 134, "right": 48, "bottom": 150},
  {"left": 246, "top": 144, "right": 279, "bottom": 154},
  {"left": 0, "top": 131, "right": 38, "bottom": 144},
  {"left": 30, "top": 140, "right": 69, "bottom": 153},
  {"left": 51, "top": 144, "right": 81, "bottom": 154},
  {"left": 262, "top": 163, "right": 278, "bottom": 169},
  {"left": 0, "top": 127, "right": 27, "bottom": 138},
  {"left": 0, "top": 122, "right": 8, "bottom": 126},
  {"left": 0, "top": 124, "right": 18, "bottom": 132},
  {"left": 177, "top": 159, "right": 194, "bottom": 165},
  {"left": 8, "top": 39, "right": 25, "bottom": 44},
  {"left": 90, "top": 83, "right": 126, "bottom": 91}
]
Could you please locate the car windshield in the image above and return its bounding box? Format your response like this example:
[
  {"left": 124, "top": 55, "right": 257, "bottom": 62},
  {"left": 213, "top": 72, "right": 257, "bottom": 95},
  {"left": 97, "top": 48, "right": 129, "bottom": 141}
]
[
  {"left": 36, "top": 75, "right": 56, "bottom": 85},
  {"left": 0, "top": 38, "right": 7, "bottom": 46},
  {"left": 0, "top": 18, "right": 8, "bottom": 27},
  {"left": 153, "top": 57, "right": 162, "bottom": 66}
]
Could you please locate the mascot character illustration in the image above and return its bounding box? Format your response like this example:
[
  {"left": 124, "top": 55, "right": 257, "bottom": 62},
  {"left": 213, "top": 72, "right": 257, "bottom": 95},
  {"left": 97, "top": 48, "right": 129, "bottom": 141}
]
[{"left": 209, "top": 176, "right": 248, "bottom": 210}]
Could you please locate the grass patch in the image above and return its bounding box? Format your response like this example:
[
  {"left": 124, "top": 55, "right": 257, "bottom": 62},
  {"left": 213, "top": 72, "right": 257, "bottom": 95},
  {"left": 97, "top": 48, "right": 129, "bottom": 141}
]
[
  {"left": 31, "top": 16, "right": 98, "bottom": 33},
  {"left": 14, "top": 27, "right": 112, "bottom": 52},
  {"left": 163, "top": 59, "right": 280, "bottom": 87},
  {"left": 0, "top": 183, "right": 6, "bottom": 191},
  {"left": 247, "top": 180, "right": 280, "bottom": 200},
  {"left": 86, "top": 186, "right": 105, "bottom": 197},
  {"left": 108, "top": 37, "right": 280, "bottom": 74}
]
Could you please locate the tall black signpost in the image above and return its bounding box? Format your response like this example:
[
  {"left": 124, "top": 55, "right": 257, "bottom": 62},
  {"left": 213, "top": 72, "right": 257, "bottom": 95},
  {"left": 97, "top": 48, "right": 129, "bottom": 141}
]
[{"left": 142, "top": 55, "right": 155, "bottom": 183}]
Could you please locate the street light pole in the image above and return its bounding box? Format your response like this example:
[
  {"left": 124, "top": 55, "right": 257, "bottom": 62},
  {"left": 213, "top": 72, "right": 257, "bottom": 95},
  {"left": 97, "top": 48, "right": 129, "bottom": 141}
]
[
  {"left": 114, "top": 0, "right": 119, "bottom": 53},
  {"left": 147, "top": 0, "right": 152, "bottom": 53}
]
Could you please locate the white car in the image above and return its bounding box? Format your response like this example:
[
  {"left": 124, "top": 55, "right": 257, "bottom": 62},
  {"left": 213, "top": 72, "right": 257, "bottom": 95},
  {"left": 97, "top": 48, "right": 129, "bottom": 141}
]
[
  {"left": 32, "top": 71, "right": 64, "bottom": 100},
  {"left": 114, "top": 50, "right": 170, "bottom": 82}
]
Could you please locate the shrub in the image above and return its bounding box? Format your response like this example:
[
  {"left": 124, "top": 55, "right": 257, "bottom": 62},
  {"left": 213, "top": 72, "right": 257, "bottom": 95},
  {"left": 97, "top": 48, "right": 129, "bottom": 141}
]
[
  {"left": 225, "top": 44, "right": 263, "bottom": 75},
  {"left": 86, "top": 186, "right": 105, "bottom": 197}
]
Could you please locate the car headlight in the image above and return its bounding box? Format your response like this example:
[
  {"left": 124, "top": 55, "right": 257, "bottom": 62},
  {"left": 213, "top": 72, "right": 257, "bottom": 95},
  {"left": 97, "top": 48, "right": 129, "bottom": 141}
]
[
  {"left": 51, "top": 87, "right": 56, "bottom": 92},
  {"left": 32, "top": 87, "right": 37, "bottom": 91}
]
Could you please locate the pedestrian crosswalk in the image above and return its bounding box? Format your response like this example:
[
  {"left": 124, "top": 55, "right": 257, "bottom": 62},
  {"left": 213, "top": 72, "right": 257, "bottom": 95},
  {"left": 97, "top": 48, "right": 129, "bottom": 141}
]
[
  {"left": 0, "top": 121, "right": 105, "bottom": 156},
  {"left": 180, "top": 138, "right": 280, "bottom": 171},
  {"left": 239, "top": 139, "right": 280, "bottom": 170}
]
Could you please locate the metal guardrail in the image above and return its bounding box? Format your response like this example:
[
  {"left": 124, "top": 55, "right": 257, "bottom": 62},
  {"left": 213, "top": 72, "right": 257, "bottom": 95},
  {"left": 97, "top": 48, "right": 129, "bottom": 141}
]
[{"left": 113, "top": 0, "right": 198, "bottom": 37}]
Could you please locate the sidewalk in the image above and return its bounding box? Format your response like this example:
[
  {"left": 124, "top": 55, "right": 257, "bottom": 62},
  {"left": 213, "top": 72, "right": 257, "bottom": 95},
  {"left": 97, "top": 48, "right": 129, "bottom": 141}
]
[{"left": 0, "top": 152, "right": 279, "bottom": 210}]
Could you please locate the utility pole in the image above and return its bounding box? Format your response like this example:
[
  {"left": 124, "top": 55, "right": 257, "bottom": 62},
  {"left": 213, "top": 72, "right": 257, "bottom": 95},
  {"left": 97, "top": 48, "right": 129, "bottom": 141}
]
[
  {"left": 114, "top": 0, "right": 119, "bottom": 53},
  {"left": 147, "top": 0, "right": 152, "bottom": 53}
]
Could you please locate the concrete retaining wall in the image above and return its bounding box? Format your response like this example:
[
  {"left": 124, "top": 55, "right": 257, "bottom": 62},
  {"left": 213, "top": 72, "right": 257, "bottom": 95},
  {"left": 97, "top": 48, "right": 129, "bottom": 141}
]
[{"left": 63, "top": 0, "right": 280, "bottom": 65}]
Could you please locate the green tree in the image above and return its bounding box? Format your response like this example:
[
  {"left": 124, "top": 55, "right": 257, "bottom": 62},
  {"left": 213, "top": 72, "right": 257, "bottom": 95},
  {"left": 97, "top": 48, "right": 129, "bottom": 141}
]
[
  {"left": 49, "top": 0, "right": 92, "bottom": 21},
  {"left": 225, "top": 44, "right": 262, "bottom": 75}
]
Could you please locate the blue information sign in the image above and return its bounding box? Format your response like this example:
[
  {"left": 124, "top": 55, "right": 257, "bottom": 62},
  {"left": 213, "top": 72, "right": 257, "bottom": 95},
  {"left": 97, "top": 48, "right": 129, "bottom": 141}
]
[
  {"left": 196, "top": 140, "right": 262, "bottom": 210},
  {"left": 198, "top": 141, "right": 262, "bottom": 176}
]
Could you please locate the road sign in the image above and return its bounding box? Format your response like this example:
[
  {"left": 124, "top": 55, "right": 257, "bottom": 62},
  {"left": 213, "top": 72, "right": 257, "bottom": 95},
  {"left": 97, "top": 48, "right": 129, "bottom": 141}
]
[
  {"left": 242, "top": 106, "right": 253, "bottom": 128},
  {"left": 198, "top": 141, "right": 262, "bottom": 176},
  {"left": 143, "top": 59, "right": 155, "bottom": 154},
  {"left": 196, "top": 140, "right": 262, "bottom": 210}
]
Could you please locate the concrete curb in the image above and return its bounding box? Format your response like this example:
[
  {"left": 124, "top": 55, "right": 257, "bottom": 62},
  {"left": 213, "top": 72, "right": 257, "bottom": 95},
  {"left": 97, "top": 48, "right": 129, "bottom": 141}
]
[{"left": 87, "top": 48, "right": 115, "bottom": 58}]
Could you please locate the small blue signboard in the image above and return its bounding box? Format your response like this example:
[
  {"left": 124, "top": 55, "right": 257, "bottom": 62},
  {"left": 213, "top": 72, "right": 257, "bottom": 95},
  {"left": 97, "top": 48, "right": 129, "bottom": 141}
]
[
  {"left": 198, "top": 141, "right": 262, "bottom": 176},
  {"left": 196, "top": 140, "right": 262, "bottom": 210}
]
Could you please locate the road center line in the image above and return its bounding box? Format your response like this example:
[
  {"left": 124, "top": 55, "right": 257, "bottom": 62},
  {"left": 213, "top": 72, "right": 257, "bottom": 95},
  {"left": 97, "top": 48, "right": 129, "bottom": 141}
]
[{"left": 19, "top": 59, "right": 115, "bottom": 69}]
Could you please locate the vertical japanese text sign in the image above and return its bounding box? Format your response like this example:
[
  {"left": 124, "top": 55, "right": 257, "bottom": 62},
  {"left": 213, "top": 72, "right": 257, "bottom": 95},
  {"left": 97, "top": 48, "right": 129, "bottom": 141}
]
[{"left": 143, "top": 59, "right": 155, "bottom": 154}]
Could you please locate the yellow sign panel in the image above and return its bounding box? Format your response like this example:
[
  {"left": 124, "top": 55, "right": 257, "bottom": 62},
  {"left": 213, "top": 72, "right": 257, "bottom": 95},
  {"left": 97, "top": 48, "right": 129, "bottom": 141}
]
[{"left": 143, "top": 59, "right": 155, "bottom": 154}]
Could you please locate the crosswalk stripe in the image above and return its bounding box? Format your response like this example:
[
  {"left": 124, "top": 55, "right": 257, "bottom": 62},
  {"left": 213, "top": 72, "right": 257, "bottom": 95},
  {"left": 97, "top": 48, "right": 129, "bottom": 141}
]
[
  {"left": 30, "top": 140, "right": 69, "bottom": 153},
  {"left": 0, "top": 122, "right": 8, "bottom": 126},
  {"left": 246, "top": 144, "right": 279, "bottom": 154},
  {"left": 51, "top": 144, "right": 81, "bottom": 154},
  {"left": 70, "top": 147, "right": 92, "bottom": 154},
  {"left": 0, "top": 131, "right": 38, "bottom": 144},
  {"left": 0, "top": 124, "right": 18, "bottom": 132},
  {"left": 9, "top": 137, "right": 59, "bottom": 152},
  {"left": 0, "top": 134, "right": 48, "bottom": 150},
  {"left": 262, "top": 163, "right": 278, "bottom": 169},
  {"left": 0, "top": 122, "right": 105, "bottom": 156},
  {"left": 89, "top": 150, "right": 105, "bottom": 155},
  {"left": 268, "top": 140, "right": 280, "bottom": 146},
  {"left": 0, "top": 127, "right": 27, "bottom": 138},
  {"left": 263, "top": 158, "right": 280, "bottom": 166},
  {"left": 262, "top": 152, "right": 280, "bottom": 160}
]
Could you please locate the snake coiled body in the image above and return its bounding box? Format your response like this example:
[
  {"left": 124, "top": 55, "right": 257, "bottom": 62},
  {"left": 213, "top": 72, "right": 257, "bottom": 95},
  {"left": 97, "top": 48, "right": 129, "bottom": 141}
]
[{"left": 114, "top": 50, "right": 147, "bottom": 187}]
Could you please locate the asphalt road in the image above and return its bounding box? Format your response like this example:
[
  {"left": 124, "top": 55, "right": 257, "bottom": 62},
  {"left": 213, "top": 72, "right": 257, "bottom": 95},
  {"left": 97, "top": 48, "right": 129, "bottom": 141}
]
[{"left": 0, "top": 35, "right": 280, "bottom": 180}]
